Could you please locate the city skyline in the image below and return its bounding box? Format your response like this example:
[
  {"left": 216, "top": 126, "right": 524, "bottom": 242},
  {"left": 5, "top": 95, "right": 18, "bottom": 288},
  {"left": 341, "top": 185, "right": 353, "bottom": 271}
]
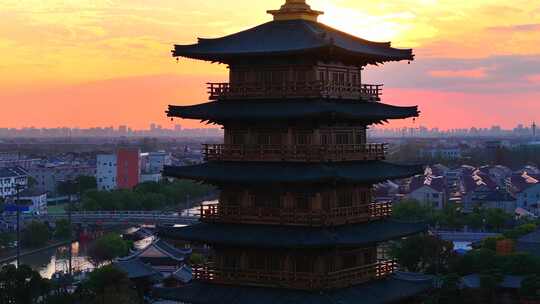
[{"left": 1, "top": 0, "right": 539, "bottom": 130}]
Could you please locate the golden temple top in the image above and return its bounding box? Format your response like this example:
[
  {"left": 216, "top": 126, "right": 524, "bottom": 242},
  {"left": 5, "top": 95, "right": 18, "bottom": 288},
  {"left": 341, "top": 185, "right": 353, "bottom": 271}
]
[{"left": 267, "top": 0, "right": 324, "bottom": 22}]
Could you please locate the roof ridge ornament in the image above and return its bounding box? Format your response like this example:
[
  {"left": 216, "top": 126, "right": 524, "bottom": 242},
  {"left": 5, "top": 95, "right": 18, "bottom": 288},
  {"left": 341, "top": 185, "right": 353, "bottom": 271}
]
[{"left": 267, "top": 0, "right": 324, "bottom": 22}]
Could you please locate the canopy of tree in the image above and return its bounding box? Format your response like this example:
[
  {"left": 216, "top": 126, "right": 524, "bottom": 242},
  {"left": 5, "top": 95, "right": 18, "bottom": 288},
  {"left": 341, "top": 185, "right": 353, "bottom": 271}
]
[
  {"left": 0, "top": 265, "right": 50, "bottom": 304},
  {"left": 393, "top": 200, "right": 513, "bottom": 231},
  {"left": 80, "top": 180, "right": 215, "bottom": 211},
  {"left": 87, "top": 233, "right": 130, "bottom": 266},
  {"left": 21, "top": 221, "right": 50, "bottom": 248}
]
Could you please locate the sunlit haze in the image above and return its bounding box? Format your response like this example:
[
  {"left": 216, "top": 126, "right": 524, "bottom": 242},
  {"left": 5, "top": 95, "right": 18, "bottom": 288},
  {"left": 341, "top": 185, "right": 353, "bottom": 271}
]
[{"left": 1, "top": 0, "right": 539, "bottom": 130}]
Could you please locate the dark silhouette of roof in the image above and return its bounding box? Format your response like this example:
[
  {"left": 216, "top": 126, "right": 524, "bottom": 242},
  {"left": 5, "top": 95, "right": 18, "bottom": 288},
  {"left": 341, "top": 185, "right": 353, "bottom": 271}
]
[
  {"left": 167, "top": 100, "right": 419, "bottom": 124},
  {"left": 163, "top": 161, "right": 423, "bottom": 185},
  {"left": 0, "top": 167, "right": 27, "bottom": 178},
  {"left": 409, "top": 175, "right": 446, "bottom": 193},
  {"left": 158, "top": 220, "right": 428, "bottom": 249},
  {"left": 119, "top": 238, "right": 192, "bottom": 262},
  {"left": 114, "top": 258, "right": 161, "bottom": 279},
  {"left": 173, "top": 20, "right": 413, "bottom": 65},
  {"left": 154, "top": 272, "right": 433, "bottom": 304}
]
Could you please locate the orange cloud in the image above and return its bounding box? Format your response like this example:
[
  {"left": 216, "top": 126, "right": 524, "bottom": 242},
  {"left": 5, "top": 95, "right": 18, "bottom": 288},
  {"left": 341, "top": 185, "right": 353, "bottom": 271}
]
[{"left": 429, "top": 68, "right": 488, "bottom": 79}]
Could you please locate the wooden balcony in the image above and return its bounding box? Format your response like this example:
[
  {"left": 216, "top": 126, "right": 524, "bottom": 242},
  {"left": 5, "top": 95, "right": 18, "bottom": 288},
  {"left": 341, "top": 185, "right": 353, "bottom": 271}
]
[
  {"left": 203, "top": 144, "right": 387, "bottom": 162},
  {"left": 192, "top": 260, "right": 396, "bottom": 290},
  {"left": 207, "top": 82, "right": 383, "bottom": 101},
  {"left": 200, "top": 202, "right": 392, "bottom": 226}
]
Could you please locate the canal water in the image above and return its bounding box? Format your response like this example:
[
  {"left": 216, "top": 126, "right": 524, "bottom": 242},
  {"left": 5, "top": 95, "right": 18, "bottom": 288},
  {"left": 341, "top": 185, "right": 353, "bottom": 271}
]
[
  {"left": 12, "top": 227, "right": 153, "bottom": 279},
  {"left": 13, "top": 200, "right": 216, "bottom": 279}
]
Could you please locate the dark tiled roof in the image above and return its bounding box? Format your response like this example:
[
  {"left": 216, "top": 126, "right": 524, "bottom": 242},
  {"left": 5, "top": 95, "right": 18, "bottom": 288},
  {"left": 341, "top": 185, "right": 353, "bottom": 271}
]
[
  {"left": 120, "top": 238, "right": 191, "bottom": 262},
  {"left": 173, "top": 20, "right": 413, "bottom": 64},
  {"left": 157, "top": 220, "right": 428, "bottom": 249},
  {"left": 114, "top": 258, "right": 161, "bottom": 279},
  {"left": 0, "top": 167, "right": 27, "bottom": 178},
  {"left": 409, "top": 175, "right": 445, "bottom": 193},
  {"left": 507, "top": 172, "right": 540, "bottom": 193},
  {"left": 154, "top": 273, "right": 432, "bottom": 304},
  {"left": 167, "top": 100, "right": 419, "bottom": 124},
  {"left": 163, "top": 161, "right": 423, "bottom": 185}
]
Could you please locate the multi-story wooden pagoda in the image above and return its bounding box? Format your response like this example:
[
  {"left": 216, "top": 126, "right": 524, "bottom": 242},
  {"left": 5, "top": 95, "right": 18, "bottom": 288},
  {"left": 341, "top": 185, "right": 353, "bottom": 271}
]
[{"left": 156, "top": 1, "right": 432, "bottom": 303}]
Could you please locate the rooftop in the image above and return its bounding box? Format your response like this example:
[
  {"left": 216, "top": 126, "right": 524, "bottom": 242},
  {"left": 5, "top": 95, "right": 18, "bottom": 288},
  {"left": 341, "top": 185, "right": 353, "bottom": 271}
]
[
  {"left": 173, "top": 3, "right": 413, "bottom": 65},
  {"left": 154, "top": 272, "right": 433, "bottom": 304},
  {"left": 167, "top": 99, "right": 419, "bottom": 124},
  {"left": 0, "top": 167, "right": 27, "bottom": 179},
  {"left": 158, "top": 220, "right": 428, "bottom": 249},
  {"left": 163, "top": 161, "right": 423, "bottom": 185}
]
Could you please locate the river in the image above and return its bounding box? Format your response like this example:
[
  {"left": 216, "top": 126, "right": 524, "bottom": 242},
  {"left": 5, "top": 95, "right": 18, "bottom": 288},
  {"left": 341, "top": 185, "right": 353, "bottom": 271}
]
[{"left": 11, "top": 200, "right": 216, "bottom": 279}]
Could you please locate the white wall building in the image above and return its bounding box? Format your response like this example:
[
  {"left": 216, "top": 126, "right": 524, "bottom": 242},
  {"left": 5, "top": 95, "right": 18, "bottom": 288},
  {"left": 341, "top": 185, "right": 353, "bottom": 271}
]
[
  {"left": 407, "top": 175, "right": 446, "bottom": 209},
  {"left": 96, "top": 154, "right": 117, "bottom": 191},
  {"left": 19, "top": 189, "right": 48, "bottom": 215},
  {"left": 516, "top": 183, "right": 540, "bottom": 215}
]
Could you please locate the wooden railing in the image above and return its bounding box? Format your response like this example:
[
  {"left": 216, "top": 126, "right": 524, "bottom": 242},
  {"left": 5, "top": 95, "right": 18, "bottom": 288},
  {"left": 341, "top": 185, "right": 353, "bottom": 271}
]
[
  {"left": 203, "top": 144, "right": 387, "bottom": 162},
  {"left": 207, "top": 82, "right": 383, "bottom": 101},
  {"left": 192, "top": 260, "right": 396, "bottom": 290},
  {"left": 200, "top": 202, "right": 392, "bottom": 226}
]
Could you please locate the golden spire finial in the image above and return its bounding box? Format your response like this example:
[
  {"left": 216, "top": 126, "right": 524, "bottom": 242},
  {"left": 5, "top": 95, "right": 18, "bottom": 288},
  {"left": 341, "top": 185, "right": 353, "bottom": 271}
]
[{"left": 267, "top": 0, "right": 323, "bottom": 22}]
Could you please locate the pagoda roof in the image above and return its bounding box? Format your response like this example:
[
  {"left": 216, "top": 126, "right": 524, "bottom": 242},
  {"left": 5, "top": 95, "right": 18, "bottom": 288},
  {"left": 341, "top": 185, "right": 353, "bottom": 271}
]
[
  {"left": 173, "top": 19, "right": 413, "bottom": 65},
  {"left": 167, "top": 99, "right": 419, "bottom": 125},
  {"left": 154, "top": 272, "right": 433, "bottom": 304},
  {"left": 157, "top": 220, "right": 428, "bottom": 249},
  {"left": 163, "top": 161, "right": 423, "bottom": 185}
]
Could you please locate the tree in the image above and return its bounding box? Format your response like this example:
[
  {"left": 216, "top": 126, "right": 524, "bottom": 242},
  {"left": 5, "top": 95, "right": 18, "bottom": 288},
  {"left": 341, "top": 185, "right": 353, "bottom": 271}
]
[
  {"left": 484, "top": 209, "right": 511, "bottom": 231},
  {"left": 479, "top": 270, "right": 503, "bottom": 304},
  {"left": 0, "top": 264, "right": 51, "bottom": 304},
  {"left": 87, "top": 233, "right": 130, "bottom": 266},
  {"left": 54, "top": 219, "right": 71, "bottom": 239},
  {"left": 389, "top": 234, "right": 455, "bottom": 274},
  {"left": 520, "top": 275, "right": 540, "bottom": 301},
  {"left": 0, "top": 232, "right": 15, "bottom": 248},
  {"left": 504, "top": 223, "right": 537, "bottom": 239},
  {"left": 76, "top": 176, "right": 97, "bottom": 193},
  {"left": 392, "top": 199, "right": 434, "bottom": 222},
  {"left": 21, "top": 221, "right": 50, "bottom": 248},
  {"left": 78, "top": 265, "right": 139, "bottom": 304}
]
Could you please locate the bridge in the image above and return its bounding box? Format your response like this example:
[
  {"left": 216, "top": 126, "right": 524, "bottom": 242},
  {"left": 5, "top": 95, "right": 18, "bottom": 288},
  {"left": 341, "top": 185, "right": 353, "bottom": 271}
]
[
  {"left": 1, "top": 210, "right": 200, "bottom": 228},
  {"left": 434, "top": 230, "right": 500, "bottom": 242}
]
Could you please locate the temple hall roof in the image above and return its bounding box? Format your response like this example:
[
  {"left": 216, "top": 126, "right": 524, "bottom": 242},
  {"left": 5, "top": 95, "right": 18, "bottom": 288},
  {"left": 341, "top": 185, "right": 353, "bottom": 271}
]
[
  {"left": 119, "top": 238, "right": 192, "bottom": 263},
  {"left": 167, "top": 99, "right": 419, "bottom": 125},
  {"left": 154, "top": 272, "right": 433, "bottom": 304},
  {"left": 163, "top": 161, "right": 423, "bottom": 185},
  {"left": 114, "top": 258, "right": 161, "bottom": 280},
  {"left": 173, "top": 19, "right": 413, "bottom": 65},
  {"left": 158, "top": 220, "right": 428, "bottom": 249}
]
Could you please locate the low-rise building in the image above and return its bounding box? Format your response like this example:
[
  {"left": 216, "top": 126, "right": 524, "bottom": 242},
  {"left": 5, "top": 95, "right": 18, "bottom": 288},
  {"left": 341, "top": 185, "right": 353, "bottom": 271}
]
[
  {"left": 506, "top": 172, "right": 540, "bottom": 215},
  {"left": 28, "top": 164, "right": 96, "bottom": 196},
  {"left": 463, "top": 188, "right": 516, "bottom": 214},
  {"left": 19, "top": 188, "right": 48, "bottom": 215},
  {"left": 407, "top": 174, "right": 446, "bottom": 209},
  {"left": 0, "top": 167, "right": 28, "bottom": 199},
  {"left": 97, "top": 154, "right": 117, "bottom": 191}
]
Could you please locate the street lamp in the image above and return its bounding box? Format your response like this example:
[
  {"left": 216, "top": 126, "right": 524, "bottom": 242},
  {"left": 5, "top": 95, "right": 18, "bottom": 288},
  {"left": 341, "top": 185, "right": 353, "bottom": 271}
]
[{"left": 15, "top": 183, "right": 23, "bottom": 268}]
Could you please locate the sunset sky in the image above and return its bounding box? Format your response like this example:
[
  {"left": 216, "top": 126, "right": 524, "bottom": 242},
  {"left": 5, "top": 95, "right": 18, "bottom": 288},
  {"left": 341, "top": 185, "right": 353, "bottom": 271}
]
[{"left": 1, "top": 0, "right": 539, "bottom": 130}]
